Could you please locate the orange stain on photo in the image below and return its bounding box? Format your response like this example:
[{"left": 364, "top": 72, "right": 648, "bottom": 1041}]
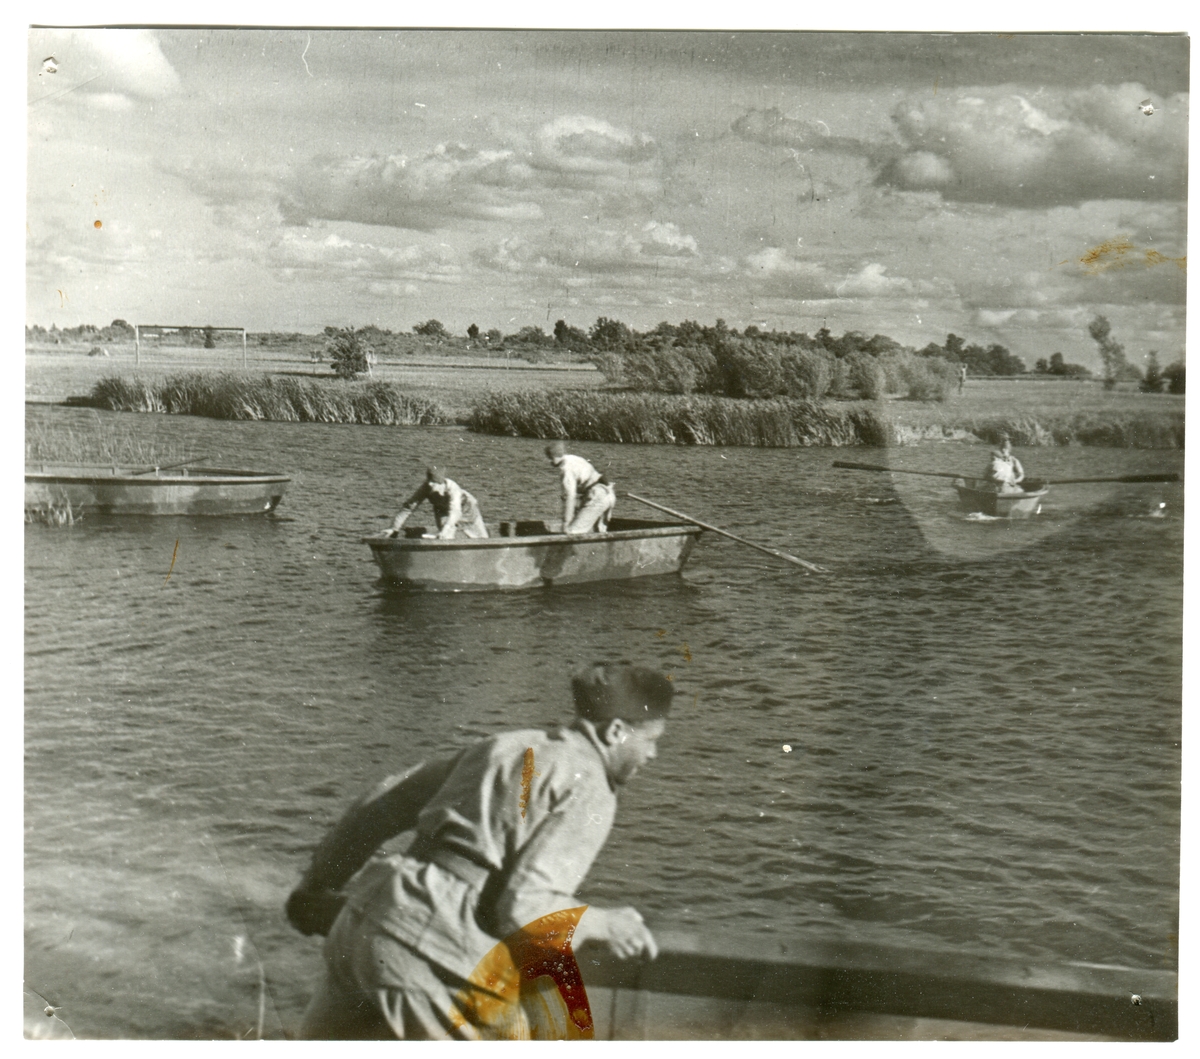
[
  {"left": 519, "top": 747, "right": 535, "bottom": 819},
  {"left": 94, "top": 220, "right": 102, "bottom": 229},
  {"left": 1078, "top": 237, "right": 1185, "bottom": 275},
  {"left": 449, "top": 906, "right": 593, "bottom": 1039}
]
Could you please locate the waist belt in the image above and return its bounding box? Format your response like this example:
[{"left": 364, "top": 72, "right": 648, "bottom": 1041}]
[{"left": 424, "top": 846, "right": 492, "bottom": 889}]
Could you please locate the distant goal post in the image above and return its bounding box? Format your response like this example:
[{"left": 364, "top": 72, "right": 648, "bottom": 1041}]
[{"left": 134, "top": 324, "right": 248, "bottom": 368}]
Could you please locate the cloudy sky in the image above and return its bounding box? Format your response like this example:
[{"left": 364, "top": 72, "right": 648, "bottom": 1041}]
[{"left": 26, "top": 25, "right": 1188, "bottom": 370}]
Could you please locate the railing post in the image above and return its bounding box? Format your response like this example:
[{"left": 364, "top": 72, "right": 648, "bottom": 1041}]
[
  {"left": 242, "top": 328, "right": 247, "bottom": 369},
  {"left": 135, "top": 325, "right": 140, "bottom": 366}
]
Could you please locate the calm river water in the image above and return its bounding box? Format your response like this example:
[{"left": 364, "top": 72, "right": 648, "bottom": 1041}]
[{"left": 24, "top": 404, "right": 1182, "bottom": 1038}]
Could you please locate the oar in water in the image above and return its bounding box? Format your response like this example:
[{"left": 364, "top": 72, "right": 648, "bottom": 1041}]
[
  {"left": 625, "top": 492, "right": 826, "bottom": 574},
  {"left": 129, "top": 456, "right": 210, "bottom": 477},
  {"left": 1033, "top": 474, "right": 1180, "bottom": 486},
  {"left": 833, "top": 460, "right": 967, "bottom": 480},
  {"left": 834, "top": 461, "right": 1181, "bottom": 488}
]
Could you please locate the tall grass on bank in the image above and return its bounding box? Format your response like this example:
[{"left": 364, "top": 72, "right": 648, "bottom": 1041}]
[
  {"left": 471, "top": 390, "right": 1184, "bottom": 449},
  {"left": 84, "top": 373, "right": 451, "bottom": 426},
  {"left": 469, "top": 390, "right": 891, "bottom": 447},
  {"left": 887, "top": 410, "right": 1185, "bottom": 449},
  {"left": 25, "top": 414, "right": 202, "bottom": 468}
]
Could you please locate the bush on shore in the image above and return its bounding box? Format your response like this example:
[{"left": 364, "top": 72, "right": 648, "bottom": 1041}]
[{"left": 85, "top": 373, "right": 451, "bottom": 425}]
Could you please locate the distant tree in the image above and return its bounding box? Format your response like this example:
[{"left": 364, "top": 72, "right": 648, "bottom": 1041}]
[
  {"left": 1162, "top": 361, "right": 1185, "bottom": 394},
  {"left": 413, "top": 319, "right": 449, "bottom": 340},
  {"left": 509, "top": 325, "right": 550, "bottom": 346},
  {"left": 1035, "top": 357, "right": 1049, "bottom": 373},
  {"left": 1088, "top": 314, "right": 1129, "bottom": 390},
  {"left": 203, "top": 326, "right": 216, "bottom": 349},
  {"left": 943, "top": 333, "right": 966, "bottom": 359},
  {"left": 554, "top": 319, "right": 589, "bottom": 347},
  {"left": 485, "top": 328, "right": 503, "bottom": 346},
  {"left": 327, "top": 327, "right": 370, "bottom": 378},
  {"left": 467, "top": 323, "right": 480, "bottom": 341},
  {"left": 323, "top": 325, "right": 340, "bottom": 336},
  {"left": 110, "top": 319, "right": 131, "bottom": 332},
  {"left": 589, "top": 316, "right": 635, "bottom": 351},
  {"left": 1140, "top": 351, "right": 1164, "bottom": 393}
]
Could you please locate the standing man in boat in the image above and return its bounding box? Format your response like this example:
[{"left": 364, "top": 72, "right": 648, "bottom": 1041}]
[
  {"left": 388, "top": 467, "right": 488, "bottom": 539},
  {"left": 544, "top": 441, "right": 615, "bottom": 534},
  {"left": 286, "top": 663, "right": 673, "bottom": 1039},
  {"left": 983, "top": 436, "right": 1026, "bottom": 494}
]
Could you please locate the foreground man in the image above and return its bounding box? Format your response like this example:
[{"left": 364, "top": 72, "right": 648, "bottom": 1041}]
[
  {"left": 544, "top": 441, "right": 615, "bottom": 534},
  {"left": 287, "top": 663, "right": 672, "bottom": 1039},
  {"left": 983, "top": 436, "right": 1026, "bottom": 494},
  {"left": 389, "top": 467, "right": 488, "bottom": 539}
]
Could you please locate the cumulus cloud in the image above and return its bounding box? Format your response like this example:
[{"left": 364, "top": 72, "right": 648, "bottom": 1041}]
[
  {"left": 271, "top": 228, "right": 462, "bottom": 284},
  {"left": 746, "top": 250, "right": 941, "bottom": 304},
  {"left": 730, "top": 108, "right": 863, "bottom": 153},
  {"left": 31, "top": 29, "right": 181, "bottom": 106},
  {"left": 282, "top": 115, "right": 665, "bottom": 231},
  {"left": 880, "top": 84, "right": 1188, "bottom": 206},
  {"left": 281, "top": 145, "right": 543, "bottom": 231},
  {"left": 474, "top": 221, "right": 702, "bottom": 279}
]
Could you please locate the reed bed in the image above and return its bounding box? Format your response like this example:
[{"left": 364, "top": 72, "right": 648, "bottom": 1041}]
[
  {"left": 25, "top": 414, "right": 203, "bottom": 468},
  {"left": 471, "top": 390, "right": 1184, "bottom": 449},
  {"left": 469, "top": 390, "right": 892, "bottom": 447},
  {"left": 85, "top": 373, "right": 452, "bottom": 426}
]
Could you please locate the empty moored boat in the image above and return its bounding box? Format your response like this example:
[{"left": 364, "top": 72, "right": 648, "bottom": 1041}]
[
  {"left": 25, "top": 463, "right": 291, "bottom": 517},
  {"left": 953, "top": 478, "right": 1049, "bottom": 518},
  {"left": 363, "top": 517, "right": 702, "bottom": 591}
]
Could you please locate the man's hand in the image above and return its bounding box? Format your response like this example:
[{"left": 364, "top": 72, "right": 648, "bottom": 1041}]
[
  {"left": 285, "top": 887, "right": 346, "bottom": 937},
  {"left": 575, "top": 905, "right": 658, "bottom": 959}
]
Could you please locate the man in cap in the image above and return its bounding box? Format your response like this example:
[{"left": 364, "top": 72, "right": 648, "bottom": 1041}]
[
  {"left": 983, "top": 435, "right": 1026, "bottom": 494},
  {"left": 389, "top": 467, "right": 488, "bottom": 539},
  {"left": 287, "top": 663, "right": 673, "bottom": 1039},
  {"left": 544, "top": 441, "right": 616, "bottom": 534}
]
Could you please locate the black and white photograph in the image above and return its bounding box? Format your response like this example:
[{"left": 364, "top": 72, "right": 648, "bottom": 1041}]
[{"left": 22, "top": 10, "right": 1188, "bottom": 1042}]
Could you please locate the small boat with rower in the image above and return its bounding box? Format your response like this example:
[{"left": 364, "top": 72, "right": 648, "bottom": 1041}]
[{"left": 834, "top": 461, "right": 1179, "bottom": 520}]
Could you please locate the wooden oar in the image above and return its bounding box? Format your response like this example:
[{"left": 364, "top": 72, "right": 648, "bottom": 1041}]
[
  {"left": 625, "top": 492, "right": 826, "bottom": 573},
  {"left": 833, "top": 460, "right": 966, "bottom": 480},
  {"left": 129, "top": 456, "right": 210, "bottom": 477},
  {"left": 1034, "top": 474, "right": 1180, "bottom": 486},
  {"left": 834, "top": 462, "right": 1180, "bottom": 487}
]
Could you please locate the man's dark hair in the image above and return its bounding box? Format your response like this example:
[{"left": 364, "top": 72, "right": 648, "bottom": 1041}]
[{"left": 571, "top": 664, "right": 673, "bottom": 725}]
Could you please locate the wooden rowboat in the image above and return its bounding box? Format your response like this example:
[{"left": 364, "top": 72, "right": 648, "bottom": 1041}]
[
  {"left": 25, "top": 463, "right": 290, "bottom": 517},
  {"left": 363, "top": 517, "right": 702, "bottom": 591},
  {"left": 953, "top": 478, "right": 1049, "bottom": 518}
]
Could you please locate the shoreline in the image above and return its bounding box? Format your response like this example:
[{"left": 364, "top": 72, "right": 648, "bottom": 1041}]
[{"left": 26, "top": 350, "right": 1185, "bottom": 450}]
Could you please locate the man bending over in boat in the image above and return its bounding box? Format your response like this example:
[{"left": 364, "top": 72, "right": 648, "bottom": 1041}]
[
  {"left": 286, "top": 663, "right": 671, "bottom": 1039},
  {"left": 983, "top": 436, "right": 1026, "bottom": 494},
  {"left": 544, "top": 441, "right": 615, "bottom": 534},
  {"left": 388, "top": 467, "right": 488, "bottom": 539}
]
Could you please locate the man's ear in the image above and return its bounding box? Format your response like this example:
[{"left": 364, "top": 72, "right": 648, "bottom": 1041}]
[{"left": 601, "top": 718, "right": 630, "bottom": 746}]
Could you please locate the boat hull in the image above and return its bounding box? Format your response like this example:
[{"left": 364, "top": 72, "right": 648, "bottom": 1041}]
[
  {"left": 364, "top": 518, "right": 701, "bottom": 591},
  {"left": 25, "top": 465, "right": 290, "bottom": 516},
  {"left": 954, "top": 479, "right": 1048, "bottom": 518}
]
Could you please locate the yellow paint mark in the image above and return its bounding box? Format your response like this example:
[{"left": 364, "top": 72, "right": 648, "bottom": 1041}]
[
  {"left": 1079, "top": 237, "right": 1185, "bottom": 275},
  {"left": 56, "top": 289, "right": 67, "bottom": 307},
  {"left": 449, "top": 906, "right": 593, "bottom": 1039},
  {"left": 164, "top": 538, "right": 179, "bottom": 584},
  {"left": 519, "top": 747, "right": 535, "bottom": 818},
  {"left": 655, "top": 629, "right": 666, "bottom": 638},
  {"left": 93, "top": 220, "right": 102, "bottom": 229},
  {"left": 679, "top": 642, "right": 692, "bottom": 662},
  {"left": 933, "top": 76, "right": 939, "bottom": 95}
]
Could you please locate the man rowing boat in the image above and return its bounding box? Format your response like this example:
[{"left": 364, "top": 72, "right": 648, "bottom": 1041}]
[
  {"left": 389, "top": 467, "right": 488, "bottom": 539},
  {"left": 544, "top": 442, "right": 615, "bottom": 534},
  {"left": 983, "top": 436, "right": 1026, "bottom": 494},
  {"left": 287, "top": 663, "right": 672, "bottom": 1038}
]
